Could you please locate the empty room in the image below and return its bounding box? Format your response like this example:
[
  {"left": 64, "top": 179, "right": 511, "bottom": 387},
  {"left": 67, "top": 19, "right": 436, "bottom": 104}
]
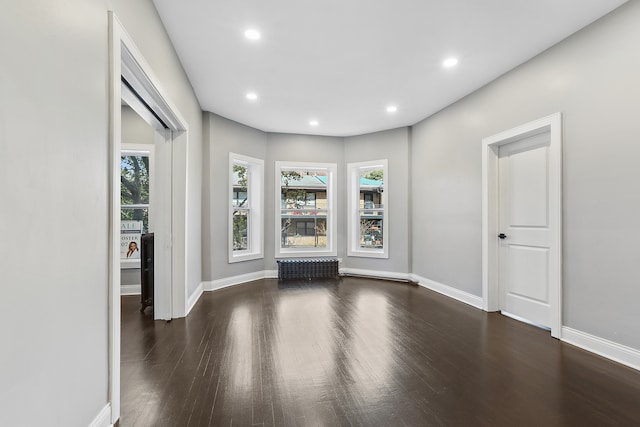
[{"left": 2, "top": 1, "right": 640, "bottom": 426}]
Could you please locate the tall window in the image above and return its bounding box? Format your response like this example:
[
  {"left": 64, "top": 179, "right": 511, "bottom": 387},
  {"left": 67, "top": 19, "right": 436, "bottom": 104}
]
[
  {"left": 121, "top": 151, "right": 151, "bottom": 232},
  {"left": 121, "top": 147, "right": 153, "bottom": 264},
  {"left": 276, "top": 161, "right": 337, "bottom": 257},
  {"left": 347, "top": 159, "right": 388, "bottom": 258},
  {"left": 229, "top": 153, "right": 264, "bottom": 263}
]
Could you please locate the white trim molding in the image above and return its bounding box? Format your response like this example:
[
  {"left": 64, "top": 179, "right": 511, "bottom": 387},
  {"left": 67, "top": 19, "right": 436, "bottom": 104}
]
[
  {"left": 120, "top": 258, "right": 141, "bottom": 270},
  {"left": 203, "top": 271, "right": 269, "bottom": 292},
  {"left": 341, "top": 268, "right": 409, "bottom": 282},
  {"left": 186, "top": 282, "right": 204, "bottom": 315},
  {"left": 482, "top": 112, "right": 563, "bottom": 338},
  {"left": 562, "top": 327, "right": 640, "bottom": 372},
  {"left": 108, "top": 11, "right": 190, "bottom": 423},
  {"left": 120, "top": 284, "right": 141, "bottom": 295},
  {"left": 265, "top": 270, "right": 278, "bottom": 279},
  {"left": 275, "top": 161, "right": 338, "bottom": 258},
  {"left": 411, "top": 274, "right": 484, "bottom": 310},
  {"left": 88, "top": 403, "right": 112, "bottom": 427},
  {"left": 229, "top": 153, "right": 265, "bottom": 263}
]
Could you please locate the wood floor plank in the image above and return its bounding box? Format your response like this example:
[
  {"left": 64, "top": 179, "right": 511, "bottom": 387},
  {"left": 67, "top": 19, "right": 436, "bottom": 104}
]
[{"left": 120, "top": 277, "right": 640, "bottom": 426}]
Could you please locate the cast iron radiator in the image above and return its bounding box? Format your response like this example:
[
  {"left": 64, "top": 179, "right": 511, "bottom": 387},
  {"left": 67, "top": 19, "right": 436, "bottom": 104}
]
[{"left": 277, "top": 258, "right": 339, "bottom": 280}]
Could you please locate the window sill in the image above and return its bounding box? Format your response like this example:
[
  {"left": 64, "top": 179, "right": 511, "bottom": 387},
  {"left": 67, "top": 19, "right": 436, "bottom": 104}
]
[
  {"left": 229, "top": 252, "right": 263, "bottom": 263},
  {"left": 276, "top": 248, "right": 337, "bottom": 258},
  {"left": 120, "top": 259, "right": 141, "bottom": 269},
  {"left": 347, "top": 249, "right": 388, "bottom": 259}
]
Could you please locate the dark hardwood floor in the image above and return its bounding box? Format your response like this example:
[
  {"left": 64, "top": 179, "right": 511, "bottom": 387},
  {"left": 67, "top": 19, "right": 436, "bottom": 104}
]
[{"left": 120, "top": 277, "right": 640, "bottom": 426}]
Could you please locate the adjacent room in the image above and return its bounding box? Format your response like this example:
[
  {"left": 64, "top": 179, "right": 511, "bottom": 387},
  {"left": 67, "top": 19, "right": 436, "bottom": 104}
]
[{"left": 2, "top": 1, "right": 640, "bottom": 426}]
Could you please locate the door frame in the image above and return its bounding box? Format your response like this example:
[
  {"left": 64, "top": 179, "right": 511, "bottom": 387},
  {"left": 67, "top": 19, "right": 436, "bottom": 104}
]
[
  {"left": 481, "top": 113, "right": 563, "bottom": 338},
  {"left": 108, "top": 12, "right": 188, "bottom": 423}
]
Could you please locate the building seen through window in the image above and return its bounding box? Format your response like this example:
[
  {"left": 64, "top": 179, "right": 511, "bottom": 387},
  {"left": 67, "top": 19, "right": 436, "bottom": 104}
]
[
  {"left": 280, "top": 169, "right": 329, "bottom": 249},
  {"left": 232, "top": 163, "right": 249, "bottom": 251},
  {"left": 347, "top": 160, "right": 387, "bottom": 258},
  {"left": 358, "top": 170, "right": 384, "bottom": 249}
]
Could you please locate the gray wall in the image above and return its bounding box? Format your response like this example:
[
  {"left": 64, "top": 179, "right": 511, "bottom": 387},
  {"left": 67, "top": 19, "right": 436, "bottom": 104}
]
[
  {"left": 265, "top": 133, "right": 347, "bottom": 271},
  {"left": 121, "top": 268, "right": 141, "bottom": 289},
  {"left": 203, "top": 113, "right": 267, "bottom": 281},
  {"left": 411, "top": 1, "right": 640, "bottom": 349},
  {"left": 344, "top": 128, "right": 411, "bottom": 274},
  {"left": 202, "top": 121, "right": 411, "bottom": 279},
  {"left": 122, "top": 105, "right": 156, "bottom": 146},
  {"left": 0, "top": 2, "right": 109, "bottom": 424},
  {"left": 0, "top": 0, "right": 202, "bottom": 425}
]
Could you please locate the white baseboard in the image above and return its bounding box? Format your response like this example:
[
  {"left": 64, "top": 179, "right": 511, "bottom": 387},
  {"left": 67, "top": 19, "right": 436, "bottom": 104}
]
[
  {"left": 203, "top": 270, "right": 267, "bottom": 292},
  {"left": 186, "top": 282, "right": 204, "bottom": 315},
  {"left": 120, "top": 284, "right": 141, "bottom": 295},
  {"left": 561, "top": 327, "right": 640, "bottom": 371},
  {"left": 341, "top": 268, "right": 410, "bottom": 282},
  {"left": 411, "top": 274, "right": 483, "bottom": 310},
  {"left": 89, "top": 403, "right": 112, "bottom": 427},
  {"left": 265, "top": 269, "right": 278, "bottom": 279}
]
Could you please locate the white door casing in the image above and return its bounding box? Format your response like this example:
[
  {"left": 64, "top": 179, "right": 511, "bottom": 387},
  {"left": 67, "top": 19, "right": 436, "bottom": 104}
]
[
  {"left": 482, "top": 113, "right": 562, "bottom": 338},
  {"left": 109, "top": 12, "right": 188, "bottom": 424},
  {"left": 153, "top": 128, "right": 173, "bottom": 320}
]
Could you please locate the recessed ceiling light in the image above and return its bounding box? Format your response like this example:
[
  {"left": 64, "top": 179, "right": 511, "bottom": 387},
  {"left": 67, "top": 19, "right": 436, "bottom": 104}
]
[
  {"left": 309, "top": 120, "right": 319, "bottom": 126},
  {"left": 244, "top": 28, "right": 261, "bottom": 41},
  {"left": 443, "top": 57, "right": 459, "bottom": 68},
  {"left": 246, "top": 92, "right": 258, "bottom": 101},
  {"left": 386, "top": 105, "right": 398, "bottom": 113}
]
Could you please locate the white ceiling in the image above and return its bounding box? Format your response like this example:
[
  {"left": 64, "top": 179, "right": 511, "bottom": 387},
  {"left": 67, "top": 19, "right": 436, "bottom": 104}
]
[{"left": 153, "top": 0, "right": 626, "bottom": 137}]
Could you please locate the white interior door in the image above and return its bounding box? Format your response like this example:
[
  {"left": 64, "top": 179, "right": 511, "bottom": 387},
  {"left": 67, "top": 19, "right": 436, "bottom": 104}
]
[{"left": 498, "top": 131, "right": 555, "bottom": 328}]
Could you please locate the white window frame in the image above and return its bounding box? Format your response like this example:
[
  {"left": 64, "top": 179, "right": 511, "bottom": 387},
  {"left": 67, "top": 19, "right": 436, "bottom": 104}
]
[
  {"left": 121, "top": 144, "right": 155, "bottom": 269},
  {"left": 347, "top": 159, "right": 388, "bottom": 258},
  {"left": 229, "top": 153, "right": 264, "bottom": 263},
  {"left": 275, "top": 161, "right": 337, "bottom": 258}
]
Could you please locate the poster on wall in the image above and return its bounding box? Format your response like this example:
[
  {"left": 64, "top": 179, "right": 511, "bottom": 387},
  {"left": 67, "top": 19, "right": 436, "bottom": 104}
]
[{"left": 121, "top": 220, "right": 143, "bottom": 260}]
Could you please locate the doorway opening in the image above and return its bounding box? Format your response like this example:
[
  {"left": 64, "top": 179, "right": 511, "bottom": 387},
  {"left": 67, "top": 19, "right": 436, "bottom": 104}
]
[
  {"left": 482, "top": 113, "right": 562, "bottom": 338},
  {"left": 120, "top": 103, "right": 155, "bottom": 300},
  {"left": 109, "top": 12, "right": 188, "bottom": 424}
]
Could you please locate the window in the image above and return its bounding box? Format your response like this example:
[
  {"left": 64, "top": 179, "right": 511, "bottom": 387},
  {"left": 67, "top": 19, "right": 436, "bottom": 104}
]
[
  {"left": 347, "top": 159, "right": 388, "bottom": 258},
  {"left": 232, "top": 190, "right": 247, "bottom": 207},
  {"left": 229, "top": 153, "right": 264, "bottom": 263},
  {"left": 296, "top": 220, "right": 317, "bottom": 236},
  {"left": 276, "top": 161, "right": 337, "bottom": 257},
  {"left": 305, "top": 192, "right": 316, "bottom": 207},
  {"left": 121, "top": 146, "right": 154, "bottom": 267}
]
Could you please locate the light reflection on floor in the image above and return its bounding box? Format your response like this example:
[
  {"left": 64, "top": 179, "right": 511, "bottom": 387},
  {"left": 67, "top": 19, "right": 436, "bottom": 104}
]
[{"left": 120, "top": 278, "right": 640, "bottom": 426}]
